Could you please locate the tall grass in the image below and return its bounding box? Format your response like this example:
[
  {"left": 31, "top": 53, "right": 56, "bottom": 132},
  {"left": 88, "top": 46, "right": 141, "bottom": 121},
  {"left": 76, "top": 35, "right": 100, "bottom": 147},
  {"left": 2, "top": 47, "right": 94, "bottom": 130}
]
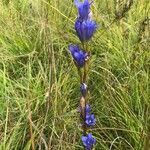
[{"left": 0, "top": 0, "right": 149, "bottom": 149}]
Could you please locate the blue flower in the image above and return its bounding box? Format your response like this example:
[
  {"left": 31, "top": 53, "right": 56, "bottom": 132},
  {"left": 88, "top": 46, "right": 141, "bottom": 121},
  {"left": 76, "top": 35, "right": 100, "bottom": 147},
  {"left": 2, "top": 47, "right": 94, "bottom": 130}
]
[
  {"left": 85, "top": 114, "right": 96, "bottom": 126},
  {"left": 69, "top": 45, "right": 89, "bottom": 67},
  {"left": 80, "top": 83, "right": 88, "bottom": 97},
  {"left": 75, "top": 19, "right": 97, "bottom": 42},
  {"left": 74, "top": 0, "right": 91, "bottom": 20},
  {"left": 82, "top": 133, "right": 96, "bottom": 150}
]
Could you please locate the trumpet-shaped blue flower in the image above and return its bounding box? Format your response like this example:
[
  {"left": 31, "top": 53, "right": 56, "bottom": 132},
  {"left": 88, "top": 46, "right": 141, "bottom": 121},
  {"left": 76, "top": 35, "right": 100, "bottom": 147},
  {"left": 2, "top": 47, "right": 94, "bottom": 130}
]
[
  {"left": 86, "top": 114, "right": 96, "bottom": 126},
  {"left": 74, "top": 0, "right": 91, "bottom": 20},
  {"left": 69, "top": 45, "right": 89, "bottom": 67},
  {"left": 80, "top": 83, "right": 88, "bottom": 97},
  {"left": 75, "top": 19, "right": 97, "bottom": 42},
  {"left": 82, "top": 133, "right": 96, "bottom": 150}
]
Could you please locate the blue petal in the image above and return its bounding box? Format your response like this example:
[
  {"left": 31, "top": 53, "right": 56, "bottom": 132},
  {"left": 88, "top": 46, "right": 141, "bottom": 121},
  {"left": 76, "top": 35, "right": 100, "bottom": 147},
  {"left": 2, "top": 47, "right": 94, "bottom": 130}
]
[
  {"left": 74, "top": 0, "right": 90, "bottom": 20},
  {"left": 69, "top": 44, "right": 88, "bottom": 67},
  {"left": 74, "top": 52, "right": 82, "bottom": 59},
  {"left": 75, "top": 19, "right": 97, "bottom": 42},
  {"left": 91, "top": 114, "right": 95, "bottom": 119},
  {"left": 82, "top": 133, "right": 96, "bottom": 149},
  {"left": 86, "top": 114, "right": 96, "bottom": 126},
  {"left": 69, "top": 45, "right": 78, "bottom": 53},
  {"left": 93, "top": 138, "right": 96, "bottom": 144},
  {"left": 87, "top": 133, "right": 92, "bottom": 138},
  {"left": 74, "top": 0, "right": 79, "bottom": 6},
  {"left": 86, "top": 104, "right": 91, "bottom": 113},
  {"left": 81, "top": 136, "right": 88, "bottom": 146}
]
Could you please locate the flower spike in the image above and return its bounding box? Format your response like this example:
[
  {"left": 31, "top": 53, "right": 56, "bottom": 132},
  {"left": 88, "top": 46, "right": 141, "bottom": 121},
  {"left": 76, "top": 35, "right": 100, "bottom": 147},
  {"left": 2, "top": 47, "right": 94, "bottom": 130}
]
[{"left": 69, "top": 0, "right": 98, "bottom": 149}]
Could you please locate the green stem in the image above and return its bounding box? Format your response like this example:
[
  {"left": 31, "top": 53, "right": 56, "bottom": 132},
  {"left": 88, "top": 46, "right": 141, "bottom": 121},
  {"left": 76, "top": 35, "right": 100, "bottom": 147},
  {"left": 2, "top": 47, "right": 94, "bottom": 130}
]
[
  {"left": 83, "top": 61, "right": 89, "bottom": 135},
  {"left": 80, "top": 43, "right": 90, "bottom": 136},
  {"left": 77, "top": 67, "right": 83, "bottom": 84}
]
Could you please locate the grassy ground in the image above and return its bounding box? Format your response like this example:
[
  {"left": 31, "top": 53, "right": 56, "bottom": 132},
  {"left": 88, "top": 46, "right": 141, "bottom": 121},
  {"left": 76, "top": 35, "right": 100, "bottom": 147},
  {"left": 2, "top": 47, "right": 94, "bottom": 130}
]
[{"left": 0, "top": 0, "right": 149, "bottom": 149}]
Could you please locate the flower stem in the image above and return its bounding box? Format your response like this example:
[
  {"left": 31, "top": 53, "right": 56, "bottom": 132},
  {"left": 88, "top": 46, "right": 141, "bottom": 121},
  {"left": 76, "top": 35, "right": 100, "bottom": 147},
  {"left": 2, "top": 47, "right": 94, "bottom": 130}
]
[{"left": 80, "top": 43, "right": 90, "bottom": 136}]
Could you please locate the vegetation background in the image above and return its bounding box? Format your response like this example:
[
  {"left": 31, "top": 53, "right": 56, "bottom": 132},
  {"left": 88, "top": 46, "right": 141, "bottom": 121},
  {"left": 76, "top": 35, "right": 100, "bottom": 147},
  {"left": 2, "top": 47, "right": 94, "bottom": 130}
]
[{"left": 0, "top": 0, "right": 149, "bottom": 149}]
